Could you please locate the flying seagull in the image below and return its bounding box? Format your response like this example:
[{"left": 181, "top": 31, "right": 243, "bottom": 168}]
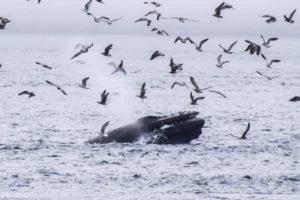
[
  {"left": 80, "top": 77, "right": 89, "bottom": 89},
  {"left": 213, "top": 2, "right": 234, "bottom": 18},
  {"left": 150, "top": 51, "right": 165, "bottom": 60},
  {"left": 256, "top": 71, "right": 279, "bottom": 80},
  {"left": 261, "top": 54, "right": 281, "bottom": 68},
  {"left": 208, "top": 90, "right": 227, "bottom": 98},
  {"left": 170, "top": 17, "right": 199, "bottom": 23},
  {"left": 245, "top": 40, "right": 261, "bottom": 55},
  {"left": 0, "top": 17, "right": 11, "bottom": 29},
  {"left": 261, "top": 15, "right": 277, "bottom": 23},
  {"left": 171, "top": 82, "right": 187, "bottom": 89},
  {"left": 70, "top": 43, "right": 94, "bottom": 59},
  {"left": 284, "top": 9, "right": 297, "bottom": 23},
  {"left": 260, "top": 35, "right": 278, "bottom": 48},
  {"left": 35, "top": 62, "right": 52, "bottom": 69},
  {"left": 194, "top": 38, "right": 209, "bottom": 52},
  {"left": 151, "top": 28, "right": 169, "bottom": 36},
  {"left": 99, "top": 121, "right": 109, "bottom": 137},
  {"left": 190, "top": 76, "right": 213, "bottom": 93},
  {"left": 240, "top": 122, "right": 250, "bottom": 139},
  {"left": 45, "top": 80, "right": 67, "bottom": 95},
  {"left": 97, "top": 89, "right": 109, "bottom": 105},
  {"left": 218, "top": 40, "right": 238, "bottom": 54},
  {"left": 108, "top": 60, "right": 126, "bottom": 75},
  {"left": 93, "top": 16, "right": 110, "bottom": 23},
  {"left": 190, "top": 92, "right": 205, "bottom": 105},
  {"left": 82, "top": 0, "right": 93, "bottom": 15},
  {"left": 144, "top": 1, "right": 161, "bottom": 7},
  {"left": 102, "top": 44, "right": 113, "bottom": 56},
  {"left": 145, "top": 10, "right": 162, "bottom": 20},
  {"left": 97, "top": 17, "right": 123, "bottom": 25},
  {"left": 18, "top": 91, "right": 35, "bottom": 98},
  {"left": 174, "top": 36, "right": 195, "bottom": 44},
  {"left": 137, "top": 82, "right": 147, "bottom": 99},
  {"left": 135, "top": 18, "right": 152, "bottom": 26},
  {"left": 216, "top": 54, "right": 229, "bottom": 68}
]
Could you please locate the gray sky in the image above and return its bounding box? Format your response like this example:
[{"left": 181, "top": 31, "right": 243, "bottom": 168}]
[{"left": 1, "top": 0, "right": 299, "bottom": 36}]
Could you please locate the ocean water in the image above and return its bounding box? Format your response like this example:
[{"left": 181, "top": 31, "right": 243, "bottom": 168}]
[{"left": 0, "top": 34, "right": 299, "bottom": 199}]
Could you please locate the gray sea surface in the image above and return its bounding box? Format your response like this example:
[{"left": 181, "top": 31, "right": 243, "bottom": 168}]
[{"left": 0, "top": 34, "right": 299, "bottom": 199}]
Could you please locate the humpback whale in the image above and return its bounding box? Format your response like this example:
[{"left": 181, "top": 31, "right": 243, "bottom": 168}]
[{"left": 87, "top": 112, "right": 204, "bottom": 144}]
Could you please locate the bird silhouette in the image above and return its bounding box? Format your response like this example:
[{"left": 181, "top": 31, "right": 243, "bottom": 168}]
[
  {"left": 216, "top": 54, "right": 230, "bottom": 68},
  {"left": 109, "top": 60, "right": 126, "bottom": 75},
  {"left": 137, "top": 82, "right": 147, "bottom": 99},
  {"left": 284, "top": 9, "right": 297, "bottom": 23},
  {"left": 218, "top": 40, "right": 238, "bottom": 54},
  {"left": 150, "top": 51, "right": 165, "bottom": 60},
  {"left": 261, "top": 54, "right": 281, "bottom": 68},
  {"left": 102, "top": 44, "right": 113, "bottom": 56},
  {"left": 194, "top": 38, "right": 209, "bottom": 52},
  {"left": 260, "top": 35, "right": 278, "bottom": 48},
  {"left": 190, "top": 92, "right": 205, "bottom": 105},
  {"left": 80, "top": 77, "right": 89, "bottom": 89},
  {"left": 18, "top": 91, "right": 35, "bottom": 98},
  {"left": 97, "top": 89, "right": 109, "bottom": 105}
]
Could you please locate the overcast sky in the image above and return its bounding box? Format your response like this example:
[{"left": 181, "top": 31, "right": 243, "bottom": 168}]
[{"left": 1, "top": 0, "right": 299, "bottom": 36}]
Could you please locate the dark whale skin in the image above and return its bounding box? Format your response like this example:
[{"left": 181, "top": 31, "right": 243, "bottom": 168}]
[{"left": 87, "top": 112, "right": 204, "bottom": 144}]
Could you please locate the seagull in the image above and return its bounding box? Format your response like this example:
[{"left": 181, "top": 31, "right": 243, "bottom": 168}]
[
  {"left": 70, "top": 43, "right": 94, "bottom": 59},
  {"left": 289, "top": 96, "right": 300, "bottom": 102},
  {"left": 216, "top": 54, "right": 229, "bottom": 68},
  {"left": 137, "top": 82, "right": 147, "bottom": 99},
  {"left": 260, "top": 35, "right": 278, "bottom": 48},
  {"left": 240, "top": 122, "right": 250, "bottom": 139},
  {"left": 18, "top": 91, "right": 35, "bottom": 98},
  {"left": 108, "top": 60, "right": 126, "bottom": 75},
  {"left": 213, "top": 2, "right": 234, "bottom": 18},
  {"left": 97, "top": 89, "right": 109, "bottom": 105},
  {"left": 170, "top": 17, "right": 199, "bottom": 23},
  {"left": 135, "top": 18, "right": 152, "bottom": 26},
  {"left": 284, "top": 9, "right": 297, "bottom": 23},
  {"left": 97, "top": 17, "right": 123, "bottom": 25},
  {"left": 45, "top": 80, "right": 67, "bottom": 95},
  {"left": 145, "top": 10, "right": 162, "bottom": 20},
  {"left": 169, "top": 58, "right": 183, "bottom": 74},
  {"left": 190, "top": 76, "right": 213, "bottom": 93},
  {"left": 93, "top": 16, "right": 110, "bottom": 23},
  {"left": 80, "top": 77, "right": 89, "bottom": 89},
  {"left": 151, "top": 28, "right": 169, "bottom": 36},
  {"left": 99, "top": 121, "right": 109, "bottom": 137},
  {"left": 150, "top": 51, "right": 165, "bottom": 60},
  {"left": 0, "top": 17, "right": 11, "bottom": 29},
  {"left": 174, "top": 36, "right": 195, "bottom": 44},
  {"left": 102, "top": 44, "right": 113, "bottom": 56},
  {"left": 261, "top": 15, "right": 277, "bottom": 23},
  {"left": 245, "top": 40, "right": 261, "bottom": 56},
  {"left": 82, "top": 0, "right": 93, "bottom": 15},
  {"left": 194, "top": 38, "right": 209, "bottom": 52},
  {"left": 190, "top": 92, "right": 205, "bottom": 105},
  {"left": 144, "top": 1, "right": 161, "bottom": 7},
  {"left": 218, "top": 40, "right": 238, "bottom": 54},
  {"left": 35, "top": 62, "right": 52, "bottom": 69},
  {"left": 261, "top": 54, "right": 281, "bottom": 68},
  {"left": 256, "top": 71, "right": 279, "bottom": 80},
  {"left": 171, "top": 82, "right": 187, "bottom": 89},
  {"left": 208, "top": 90, "right": 227, "bottom": 98}
]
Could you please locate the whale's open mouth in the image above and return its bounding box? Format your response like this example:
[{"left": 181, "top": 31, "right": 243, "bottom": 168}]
[{"left": 87, "top": 112, "right": 205, "bottom": 144}]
